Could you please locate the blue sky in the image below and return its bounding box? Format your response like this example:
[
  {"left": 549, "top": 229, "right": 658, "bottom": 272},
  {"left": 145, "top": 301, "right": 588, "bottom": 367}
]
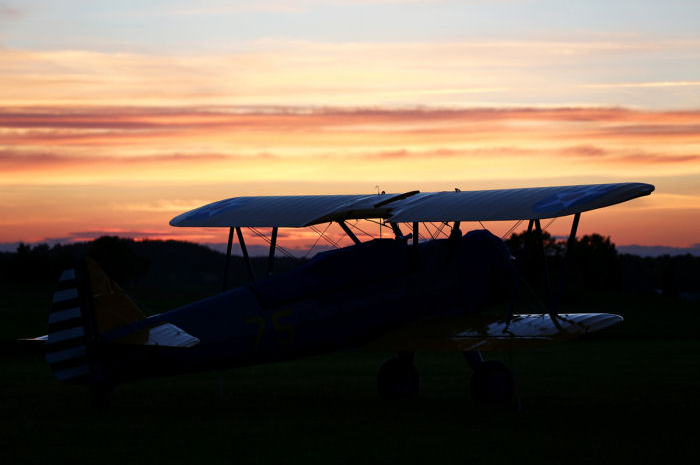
[{"left": 3, "top": 1, "right": 700, "bottom": 49}]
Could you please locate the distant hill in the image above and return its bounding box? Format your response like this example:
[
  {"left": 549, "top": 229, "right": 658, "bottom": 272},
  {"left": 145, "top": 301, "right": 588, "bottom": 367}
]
[{"left": 617, "top": 244, "right": 700, "bottom": 257}]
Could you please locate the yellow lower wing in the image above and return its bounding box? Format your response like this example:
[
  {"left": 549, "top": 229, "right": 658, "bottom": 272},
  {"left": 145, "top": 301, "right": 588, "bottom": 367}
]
[{"left": 362, "top": 313, "right": 622, "bottom": 352}]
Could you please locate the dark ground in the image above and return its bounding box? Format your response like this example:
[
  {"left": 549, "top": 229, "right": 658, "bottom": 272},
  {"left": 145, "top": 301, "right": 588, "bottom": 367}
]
[
  {"left": 1, "top": 238, "right": 699, "bottom": 464},
  {"left": 2, "top": 279, "right": 699, "bottom": 464}
]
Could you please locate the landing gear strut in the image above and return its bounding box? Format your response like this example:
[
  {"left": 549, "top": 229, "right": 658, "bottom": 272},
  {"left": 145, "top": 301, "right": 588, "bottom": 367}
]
[
  {"left": 91, "top": 387, "right": 111, "bottom": 408},
  {"left": 464, "top": 351, "right": 515, "bottom": 405},
  {"left": 377, "top": 352, "right": 419, "bottom": 399}
]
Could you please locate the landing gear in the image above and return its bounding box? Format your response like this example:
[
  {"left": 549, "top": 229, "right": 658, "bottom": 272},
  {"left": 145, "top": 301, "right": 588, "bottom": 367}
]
[
  {"left": 464, "top": 351, "right": 515, "bottom": 405},
  {"left": 91, "top": 388, "right": 111, "bottom": 408},
  {"left": 377, "top": 352, "right": 419, "bottom": 399},
  {"left": 470, "top": 360, "right": 515, "bottom": 405},
  {"left": 90, "top": 373, "right": 115, "bottom": 409}
]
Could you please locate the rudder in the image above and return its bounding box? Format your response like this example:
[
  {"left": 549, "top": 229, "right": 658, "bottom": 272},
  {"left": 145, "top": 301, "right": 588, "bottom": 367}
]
[
  {"left": 46, "top": 266, "right": 91, "bottom": 383},
  {"left": 46, "top": 258, "right": 146, "bottom": 385}
]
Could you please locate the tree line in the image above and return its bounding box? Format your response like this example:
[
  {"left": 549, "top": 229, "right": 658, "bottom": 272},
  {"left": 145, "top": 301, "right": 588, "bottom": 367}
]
[{"left": 2, "top": 234, "right": 699, "bottom": 300}]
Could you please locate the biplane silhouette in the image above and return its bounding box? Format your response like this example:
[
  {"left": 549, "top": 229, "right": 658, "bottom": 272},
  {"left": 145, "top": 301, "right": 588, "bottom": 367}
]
[{"left": 41, "top": 182, "right": 654, "bottom": 404}]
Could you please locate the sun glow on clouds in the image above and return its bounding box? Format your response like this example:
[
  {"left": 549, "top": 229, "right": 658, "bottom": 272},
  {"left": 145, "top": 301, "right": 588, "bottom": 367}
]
[{"left": 2, "top": 105, "right": 700, "bottom": 248}]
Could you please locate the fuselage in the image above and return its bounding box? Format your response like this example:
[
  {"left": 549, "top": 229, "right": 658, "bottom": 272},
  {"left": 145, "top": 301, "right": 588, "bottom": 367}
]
[{"left": 98, "top": 229, "right": 515, "bottom": 384}]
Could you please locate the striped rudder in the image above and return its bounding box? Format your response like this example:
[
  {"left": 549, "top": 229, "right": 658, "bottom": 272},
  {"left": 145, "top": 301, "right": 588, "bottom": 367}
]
[
  {"left": 46, "top": 267, "right": 91, "bottom": 384},
  {"left": 46, "top": 258, "right": 149, "bottom": 386}
]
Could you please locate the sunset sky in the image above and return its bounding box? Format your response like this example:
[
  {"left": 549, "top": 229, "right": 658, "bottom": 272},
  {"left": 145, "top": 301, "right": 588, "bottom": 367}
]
[{"left": 2, "top": 1, "right": 700, "bottom": 253}]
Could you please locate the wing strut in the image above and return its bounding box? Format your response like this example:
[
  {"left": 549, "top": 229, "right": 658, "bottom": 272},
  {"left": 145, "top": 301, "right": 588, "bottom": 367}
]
[
  {"left": 554, "top": 213, "right": 581, "bottom": 313},
  {"left": 337, "top": 221, "right": 361, "bottom": 245},
  {"left": 508, "top": 218, "right": 572, "bottom": 322},
  {"left": 222, "top": 226, "right": 257, "bottom": 290},
  {"left": 522, "top": 213, "right": 582, "bottom": 318},
  {"left": 267, "top": 227, "right": 278, "bottom": 277},
  {"left": 223, "top": 227, "right": 235, "bottom": 291},
  {"left": 236, "top": 227, "right": 256, "bottom": 283},
  {"left": 450, "top": 221, "right": 461, "bottom": 239},
  {"left": 533, "top": 219, "right": 555, "bottom": 319}
]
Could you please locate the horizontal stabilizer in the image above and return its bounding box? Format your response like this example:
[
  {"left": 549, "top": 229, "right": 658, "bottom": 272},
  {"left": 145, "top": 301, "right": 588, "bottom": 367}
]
[
  {"left": 115, "top": 322, "right": 200, "bottom": 348},
  {"left": 363, "top": 313, "right": 622, "bottom": 352},
  {"left": 45, "top": 260, "right": 200, "bottom": 387}
]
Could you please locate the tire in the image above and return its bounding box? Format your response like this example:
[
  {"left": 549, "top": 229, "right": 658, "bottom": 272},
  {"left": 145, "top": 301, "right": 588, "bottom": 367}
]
[
  {"left": 470, "top": 360, "right": 514, "bottom": 405},
  {"left": 377, "top": 356, "right": 420, "bottom": 399}
]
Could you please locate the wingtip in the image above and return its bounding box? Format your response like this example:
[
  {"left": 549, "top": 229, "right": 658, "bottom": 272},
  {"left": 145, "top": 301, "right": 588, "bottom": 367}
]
[
  {"left": 580, "top": 313, "right": 624, "bottom": 332},
  {"left": 168, "top": 212, "right": 186, "bottom": 227}
]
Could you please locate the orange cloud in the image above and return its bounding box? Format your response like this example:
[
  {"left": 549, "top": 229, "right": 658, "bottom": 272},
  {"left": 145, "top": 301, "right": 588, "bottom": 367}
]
[
  {"left": 4, "top": 106, "right": 699, "bottom": 181},
  {"left": 2, "top": 105, "right": 700, "bottom": 247}
]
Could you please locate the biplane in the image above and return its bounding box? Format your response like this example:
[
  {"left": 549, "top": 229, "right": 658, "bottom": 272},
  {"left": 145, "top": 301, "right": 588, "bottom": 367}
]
[{"left": 43, "top": 182, "right": 654, "bottom": 405}]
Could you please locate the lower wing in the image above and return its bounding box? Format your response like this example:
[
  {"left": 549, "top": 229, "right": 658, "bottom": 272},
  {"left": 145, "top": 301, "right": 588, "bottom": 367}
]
[{"left": 362, "top": 313, "right": 622, "bottom": 351}]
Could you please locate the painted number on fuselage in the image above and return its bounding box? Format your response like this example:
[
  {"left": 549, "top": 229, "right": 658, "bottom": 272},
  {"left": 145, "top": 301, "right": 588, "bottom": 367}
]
[
  {"left": 272, "top": 309, "right": 296, "bottom": 345},
  {"left": 244, "top": 316, "right": 266, "bottom": 352},
  {"left": 245, "top": 309, "right": 296, "bottom": 352}
]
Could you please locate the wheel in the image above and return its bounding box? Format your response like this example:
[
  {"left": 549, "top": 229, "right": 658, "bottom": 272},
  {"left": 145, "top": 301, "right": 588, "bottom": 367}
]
[
  {"left": 377, "top": 356, "right": 419, "bottom": 399},
  {"left": 91, "top": 389, "right": 110, "bottom": 409},
  {"left": 470, "top": 360, "right": 514, "bottom": 405}
]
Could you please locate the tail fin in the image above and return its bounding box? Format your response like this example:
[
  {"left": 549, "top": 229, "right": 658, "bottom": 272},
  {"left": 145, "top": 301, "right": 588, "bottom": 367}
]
[{"left": 46, "top": 258, "right": 146, "bottom": 384}]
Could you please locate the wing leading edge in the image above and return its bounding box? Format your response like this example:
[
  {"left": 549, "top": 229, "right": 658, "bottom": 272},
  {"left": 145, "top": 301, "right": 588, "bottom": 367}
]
[
  {"left": 170, "top": 182, "right": 654, "bottom": 228},
  {"left": 362, "top": 313, "right": 623, "bottom": 352}
]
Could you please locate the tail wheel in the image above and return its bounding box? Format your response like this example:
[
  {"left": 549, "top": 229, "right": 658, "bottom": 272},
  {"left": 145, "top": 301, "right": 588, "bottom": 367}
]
[
  {"left": 377, "top": 356, "right": 419, "bottom": 399},
  {"left": 470, "top": 360, "right": 514, "bottom": 405}
]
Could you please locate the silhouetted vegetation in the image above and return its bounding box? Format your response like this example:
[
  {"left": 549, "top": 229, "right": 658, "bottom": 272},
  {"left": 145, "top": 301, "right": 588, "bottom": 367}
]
[
  {"left": 88, "top": 236, "right": 150, "bottom": 287},
  {"left": 2, "top": 235, "right": 699, "bottom": 314},
  {"left": 505, "top": 231, "right": 700, "bottom": 301},
  {"left": 0, "top": 236, "right": 304, "bottom": 313}
]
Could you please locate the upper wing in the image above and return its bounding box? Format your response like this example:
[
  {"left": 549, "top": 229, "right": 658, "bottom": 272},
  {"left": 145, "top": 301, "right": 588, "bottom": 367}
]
[
  {"left": 386, "top": 182, "right": 653, "bottom": 222},
  {"left": 170, "top": 182, "right": 653, "bottom": 227},
  {"left": 169, "top": 192, "right": 416, "bottom": 227},
  {"left": 362, "top": 313, "right": 623, "bottom": 352}
]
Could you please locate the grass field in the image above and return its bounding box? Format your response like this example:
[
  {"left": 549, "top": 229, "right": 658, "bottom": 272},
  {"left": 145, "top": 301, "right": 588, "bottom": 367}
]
[{"left": 1, "top": 280, "right": 699, "bottom": 464}]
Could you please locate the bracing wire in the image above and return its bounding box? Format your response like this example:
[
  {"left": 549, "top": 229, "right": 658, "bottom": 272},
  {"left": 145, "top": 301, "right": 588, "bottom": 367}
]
[
  {"left": 501, "top": 219, "right": 524, "bottom": 240},
  {"left": 431, "top": 222, "right": 449, "bottom": 238},
  {"left": 440, "top": 222, "right": 451, "bottom": 238},
  {"left": 422, "top": 222, "right": 436, "bottom": 240},
  {"left": 543, "top": 217, "right": 557, "bottom": 232},
  {"left": 483, "top": 229, "right": 549, "bottom": 315},
  {"left": 348, "top": 220, "right": 375, "bottom": 240},
  {"left": 365, "top": 218, "right": 392, "bottom": 230},
  {"left": 304, "top": 222, "right": 333, "bottom": 259},
  {"left": 248, "top": 227, "right": 296, "bottom": 259},
  {"left": 309, "top": 224, "right": 341, "bottom": 249},
  {"left": 406, "top": 222, "right": 423, "bottom": 241}
]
